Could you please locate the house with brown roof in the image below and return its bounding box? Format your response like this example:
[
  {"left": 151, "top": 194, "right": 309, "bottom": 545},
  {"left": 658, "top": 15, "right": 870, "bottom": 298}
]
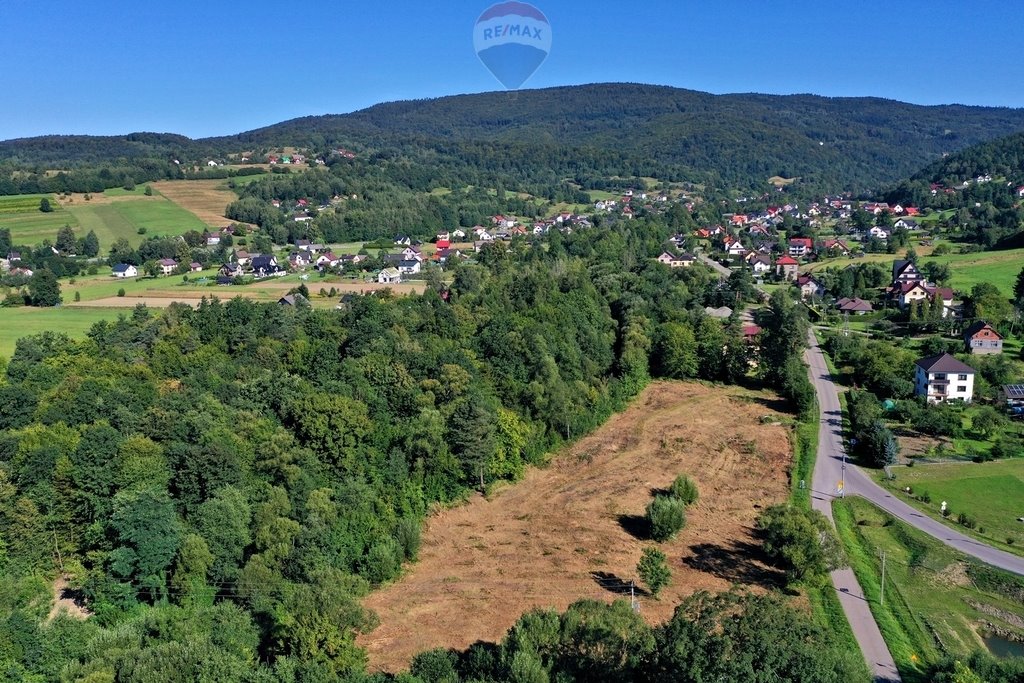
[
  {"left": 915, "top": 353, "right": 975, "bottom": 404},
  {"left": 796, "top": 274, "right": 826, "bottom": 300},
  {"left": 836, "top": 297, "right": 873, "bottom": 315},
  {"left": 963, "top": 321, "right": 1003, "bottom": 355}
]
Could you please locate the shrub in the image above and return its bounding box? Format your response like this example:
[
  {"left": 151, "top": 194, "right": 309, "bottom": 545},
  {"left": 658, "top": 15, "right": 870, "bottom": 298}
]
[
  {"left": 137, "top": 227, "right": 147, "bottom": 235},
  {"left": 670, "top": 475, "right": 699, "bottom": 506},
  {"left": 73, "top": 291, "right": 80, "bottom": 302},
  {"left": 756, "top": 504, "right": 846, "bottom": 581},
  {"left": 646, "top": 495, "right": 686, "bottom": 542},
  {"left": 637, "top": 546, "right": 671, "bottom": 597},
  {"left": 117, "top": 288, "right": 126, "bottom": 297}
]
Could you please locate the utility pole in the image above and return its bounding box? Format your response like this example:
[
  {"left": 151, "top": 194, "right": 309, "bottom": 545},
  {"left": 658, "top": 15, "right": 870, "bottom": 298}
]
[
  {"left": 880, "top": 551, "right": 886, "bottom": 607},
  {"left": 630, "top": 580, "right": 639, "bottom": 613}
]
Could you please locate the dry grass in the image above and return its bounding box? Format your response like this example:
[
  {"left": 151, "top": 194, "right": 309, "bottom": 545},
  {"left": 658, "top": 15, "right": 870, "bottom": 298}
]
[
  {"left": 359, "top": 382, "right": 793, "bottom": 671},
  {"left": 72, "top": 282, "right": 429, "bottom": 309},
  {"left": 150, "top": 179, "right": 241, "bottom": 227}
]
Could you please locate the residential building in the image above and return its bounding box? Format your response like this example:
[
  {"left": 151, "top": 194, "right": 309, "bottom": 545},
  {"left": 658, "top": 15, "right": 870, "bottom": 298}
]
[
  {"left": 378, "top": 267, "right": 401, "bottom": 284},
  {"left": 963, "top": 321, "right": 1003, "bottom": 355},
  {"left": 775, "top": 256, "right": 799, "bottom": 281},
  {"left": 914, "top": 353, "right": 975, "bottom": 404},
  {"left": 112, "top": 263, "right": 138, "bottom": 278},
  {"left": 788, "top": 237, "right": 813, "bottom": 258},
  {"left": 836, "top": 297, "right": 873, "bottom": 315},
  {"left": 796, "top": 274, "right": 826, "bottom": 300},
  {"left": 158, "top": 258, "right": 178, "bottom": 276}
]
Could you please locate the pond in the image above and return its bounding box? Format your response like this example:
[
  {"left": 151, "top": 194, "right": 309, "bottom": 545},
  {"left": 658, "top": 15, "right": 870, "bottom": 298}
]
[{"left": 983, "top": 633, "right": 1024, "bottom": 659}]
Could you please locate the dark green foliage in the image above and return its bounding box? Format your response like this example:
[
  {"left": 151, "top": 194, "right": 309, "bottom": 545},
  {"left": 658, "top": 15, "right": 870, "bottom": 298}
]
[
  {"left": 637, "top": 547, "right": 671, "bottom": 596},
  {"left": 928, "top": 651, "right": 1024, "bottom": 683},
  {"left": 38, "top": 197, "right": 52, "bottom": 212},
  {"left": 645, "top": 495, "right": 686, "bottom": 542},
  {"left": 756, "top": 504, "right": 846, "bottom": 582},
  {"left": 27, "top": 269, "right": 61, "bottom": 306}
]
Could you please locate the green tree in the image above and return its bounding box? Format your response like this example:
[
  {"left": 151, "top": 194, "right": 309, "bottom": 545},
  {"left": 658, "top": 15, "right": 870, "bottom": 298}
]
[
  {"left": 637, "top": 546, "right": 671, "bottom": 597},
  {"left": 645, "top": 495, "right": 686, "bottom": 542},
  {"left": 669, "top": 474, "right": 699, "bottom": 506},
  {"left": 55, "top": 225, "right": 77, "bottom": 253},
  {"left": 27, "top": 270, "right": 61, "bottom": 307},
  {"left": 1015, "top": 265, "right": 1024, "bottom": 306},
  {"left": 109, "top": 487, "right": 182, "bottom": 601},
  {"left": 756, "top": 505, "right": 845, "bottom": 581},
  {"left": 39, "top": 197, "right": 53, "bottom": 212},
  {"left": 653, "top": 321, "right": 698, "bottom": 378}
]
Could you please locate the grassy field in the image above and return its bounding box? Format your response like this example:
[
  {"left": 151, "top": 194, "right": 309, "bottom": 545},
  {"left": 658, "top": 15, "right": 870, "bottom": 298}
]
[
  {"left": 834, "top": 497, "right": 1024, "bottom": 681},
  {"left": 877, "top": 460, "right": 1024, "bottom": 556},
  {"left": 65, "top": 198, "right": 206, "bottom": 248},
  {"left": 0, "top": 193, "right": 80, "bottom": 243},
  {"left": 0, "top": 307, "right": 122, "bottom": 359}
]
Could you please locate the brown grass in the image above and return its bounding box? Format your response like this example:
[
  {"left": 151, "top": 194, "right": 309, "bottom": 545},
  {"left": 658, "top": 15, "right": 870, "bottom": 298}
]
[
  {"left": 359, "top": 381, "right": 793, "bottom": 671},
  {"left": 150, "top": 179, "right": 241, "bottom": 227},
  {"left": 73, "top": 282, "right": 429, "bottom": 309}
]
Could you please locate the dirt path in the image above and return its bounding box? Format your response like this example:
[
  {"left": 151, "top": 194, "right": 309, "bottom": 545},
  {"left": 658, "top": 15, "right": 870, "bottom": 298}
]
[
  {"left": 47, "top": 575, "right": 90, "bottom": 622},
  {"left": 359, "top": 382, "right": 793, "bottom": 671}
]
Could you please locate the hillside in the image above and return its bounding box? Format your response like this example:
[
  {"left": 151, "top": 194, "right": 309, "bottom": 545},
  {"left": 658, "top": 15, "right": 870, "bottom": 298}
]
[{"left": 5, "top": 84, "right": 1024, "bottom": 193}]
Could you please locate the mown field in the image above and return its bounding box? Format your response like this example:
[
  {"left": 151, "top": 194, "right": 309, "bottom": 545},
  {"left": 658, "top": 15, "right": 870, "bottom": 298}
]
[
  {"left": 0, "top": 193, "right": 79, "bottom": 243},
  {"left": 834, "top": 497, "right": 1024, "bottom": 681},
  {"left": 878, "top": 460, "right": 1024, "bottom": 556},
  {"left": 0, "top": 307, "right": 122, "bottom": 359}
]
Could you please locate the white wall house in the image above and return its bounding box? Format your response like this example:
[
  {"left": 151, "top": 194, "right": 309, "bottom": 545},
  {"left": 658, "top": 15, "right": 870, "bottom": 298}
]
[{"left": 914, "top": 353, "right": 975, "bottom": 404}]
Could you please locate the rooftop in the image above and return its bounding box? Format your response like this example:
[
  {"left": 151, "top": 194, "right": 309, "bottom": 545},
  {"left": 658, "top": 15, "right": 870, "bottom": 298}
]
[{"left": 916, "top": 353, "right": 976, "bottom": 375}]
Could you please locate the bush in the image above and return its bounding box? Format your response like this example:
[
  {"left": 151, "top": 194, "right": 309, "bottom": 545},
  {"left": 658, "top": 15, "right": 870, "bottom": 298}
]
[
  {"left": 756, "top": 504, "right": 845, "bottom": 581},
  {"left": 670, "top": 475, "right": 699, "bottom": 506},
  {"left": 646, "top": 495, "right": 686, "bottom": 542},
  {"left": 137, "top": 227, "right": 147, "bottom": 235},
  {"left": 637, "top": 546, "right": 671, "bottom": 597},
  {"left": 117, "top": 288, "right": 126, "bottom": 297}
]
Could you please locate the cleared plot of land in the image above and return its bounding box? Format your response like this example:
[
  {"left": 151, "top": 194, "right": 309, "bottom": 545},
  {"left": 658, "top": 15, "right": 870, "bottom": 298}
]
[
  {"left": 150, "top": 179, "right": 243, "bottom": 227},
  {"left": 64, "top": 198, "right": 207, "bottom": 248},
  {"left": 360, "top": 382, "right": 793, "bottom": 672},
  {"left": 878, "top": 460, "right": 1024, "bottom": 556}
]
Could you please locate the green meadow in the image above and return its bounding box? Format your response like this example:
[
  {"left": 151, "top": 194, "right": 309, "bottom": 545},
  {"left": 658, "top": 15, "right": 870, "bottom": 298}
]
[
  {"left": 0, "top": 307, "right": 122, "bottom": 360},
  {"left": 0, "top": 193, "right": 80, "bottom": 243},
  {"left": 878, "top": 459, "right": 1024, "bottom": 555}
]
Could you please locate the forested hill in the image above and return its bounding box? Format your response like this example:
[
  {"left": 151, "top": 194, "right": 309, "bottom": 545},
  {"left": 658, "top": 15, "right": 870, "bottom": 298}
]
[
  {"left": 905, "top": 130, "right": 1024, "bottom": 184},
  {"left": 5, "top": 83, "right": 1024, "bottom": 193}
]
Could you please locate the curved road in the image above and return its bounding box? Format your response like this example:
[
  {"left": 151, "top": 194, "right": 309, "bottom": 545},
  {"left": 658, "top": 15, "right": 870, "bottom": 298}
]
[
  {"left": 806, "top": 331, "right": 1024, "bottom": 576},
  {"left": 805, "top": 332, "right": 902, "bottom": 682}
]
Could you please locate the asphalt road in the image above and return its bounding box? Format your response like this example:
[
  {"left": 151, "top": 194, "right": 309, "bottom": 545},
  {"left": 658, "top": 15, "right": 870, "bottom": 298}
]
[
  {"left": 805, "top": 331, "right": 902, "bottom": 683},
  {"left": 805, "top": 331, "right": 1024, "bottom": 576}
]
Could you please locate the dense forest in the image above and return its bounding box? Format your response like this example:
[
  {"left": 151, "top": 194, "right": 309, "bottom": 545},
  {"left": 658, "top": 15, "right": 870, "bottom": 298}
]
[
  {"left": 6, "top": 84, "right": 1024, "bottom": 194},
  {"left": 0, "top": 211, "right": 833, "bottom": 680}
]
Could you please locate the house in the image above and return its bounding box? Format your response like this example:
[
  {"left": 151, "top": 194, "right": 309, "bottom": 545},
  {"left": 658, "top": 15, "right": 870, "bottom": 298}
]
[
  {"left": 796, "top": 274, "right": 826, "bottom": 300},
  {"left": 316, "top": 253, "right": 341, "bottom": 268},
  {"left": 251, "top": 255, "right": 282, "bottom": 277},
  {"left": 742, "top": 324, "right": 762, "bottom": 343},
  {"left": 963, "top": 321, "right": 1003, "bottom": 355},
  {"left": 788, "top": 237, "right": 813, "bottom": 258},
  {"left": 203, "top": 232, "right": 221, "bottom": 246},
  {"left": 436, "top": 238, "right": 451, "bottom": 249},
  {"left": 9, "top": 267, "right": 33, "bottom": 278},
  {"left": 111, "top": 263, "right": 138, "bottom": 278},
  {"left": 378, "top": 267, "right": 402, "bottom": 284},
  {"left": 748, "top": 253, "right": 772, "bottom": 275},
  {"left": 658, "top": 252, "right": 694, "bottom": 268},
  {"left": 7, "top": 251, "right": 22, "bottom": 262},
  {"left": 1002, "top": 384, "right": 1024, "bottom": 415},
  {"left": 401, "top": 246, "right": 423, "bottom": 262},
  {"left": 158, "top": 258, "right": 178, "bottom": 276},
  {"left": 1016, "top": 186, "right": 1024, "bottom": 198},
  {"left": 893, "top": 218, "right": 919, "bottom": 231},
  {"left": 278, "top": 294, "right": 307, "bottom": 306},
  {"left": 836, "top": 297, "right": 873, "bottom": 315},
  {"left": 821, "top": 239, "right": 850, "bottom": 256},
  {"left": 220, "top": 262, "right": 243, "bottom": 278},
  {"left": 393, "top": 234, "right": 412, "bottom": 246},
  {"left": 398, "top": 259, "right": 422, "bottom": 275},
  {"left": 451, "top": 229, "right": 467, "bottom": 239},
  {"left": 868, "top": 226, "right": 890, "bottom": 240},
  {"left": 289, "top": 251, "right": 311, "bottom": 268},
  {"left": 775, "top": 256, "right": 800, "bottom": 281},
  {"left": 726, "top": 241, "right": 747, "bottom": 257},
  {"left": 295, "top": 239, "right": 313, "bottom": 251},
  {"left": 915, "top": 353, "right": 975, "bottom": 404},
  {"left": 892, "top": 260, "right": 921, "bottom": 285},
  {"left": 189, "top": 262, "right": 203, "bottom": 273},
  {"left": 234, "top": 250, "right": 252, "bottom": 266}
]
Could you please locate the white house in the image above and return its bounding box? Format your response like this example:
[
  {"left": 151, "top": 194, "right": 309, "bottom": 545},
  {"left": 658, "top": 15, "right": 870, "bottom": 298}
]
[
  {"left": 398, "top": 259, "right": 421, "bottom": 275},
  {"left": 112, "top": 263, "right": 138, "bottom": 278},
  {"left": 869, "top": 226, "right": 890, "bottom": 239},
  {"left": 157, "top": 259, "right": 178, "bottom": 276},
  {"left": 914, "top": 353, "right": 975, "bottom": 404},
  {"left": 378, "top": 267, "right": 402, "bottom": 284}
]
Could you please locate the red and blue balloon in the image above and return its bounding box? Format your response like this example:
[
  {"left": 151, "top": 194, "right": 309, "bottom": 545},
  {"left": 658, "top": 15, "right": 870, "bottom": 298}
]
[{"left": 474, "top": 2, "right": 551, "bottom": 90}]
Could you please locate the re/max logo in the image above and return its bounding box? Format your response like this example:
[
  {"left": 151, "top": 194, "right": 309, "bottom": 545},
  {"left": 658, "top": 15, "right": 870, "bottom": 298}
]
[{"left": 481, "top": 24, "right": 543, "bottom": 41}]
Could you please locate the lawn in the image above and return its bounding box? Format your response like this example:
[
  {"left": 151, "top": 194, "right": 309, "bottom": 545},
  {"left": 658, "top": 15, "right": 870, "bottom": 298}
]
[
  {"left": 834, "top": 497, "right": 1024, "bottom": 681},
  {"left": 0, "top": 307, "right": 123, "bottom": 359},
  {"left": 877, "top": 459, "right": 1024, "bottom": 556}
]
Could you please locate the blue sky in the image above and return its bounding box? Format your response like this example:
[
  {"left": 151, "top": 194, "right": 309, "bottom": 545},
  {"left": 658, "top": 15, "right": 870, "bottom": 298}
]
[{"left": 1, "top": 0, "right": 1023, "bottom": 140}]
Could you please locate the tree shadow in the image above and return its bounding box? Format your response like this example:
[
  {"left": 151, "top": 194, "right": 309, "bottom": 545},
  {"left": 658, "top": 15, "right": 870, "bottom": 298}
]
[
  {"left": 736, "top": 394, "right": 792, "bottom": 414},
  {"left": 682, "top": 539, "right": 787, "bottom": 589},
  {"left": 590, "top": 571, "right": 648, "bottom": 596},
  {"left": 617, "top": 514, "right": 650, "bottom": 540}
]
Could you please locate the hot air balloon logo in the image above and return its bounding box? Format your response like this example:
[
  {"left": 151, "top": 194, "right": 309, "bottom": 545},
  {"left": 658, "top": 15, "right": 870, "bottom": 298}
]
[{"left": 473, "top": 2, "right": 551, "bottom": 90}]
